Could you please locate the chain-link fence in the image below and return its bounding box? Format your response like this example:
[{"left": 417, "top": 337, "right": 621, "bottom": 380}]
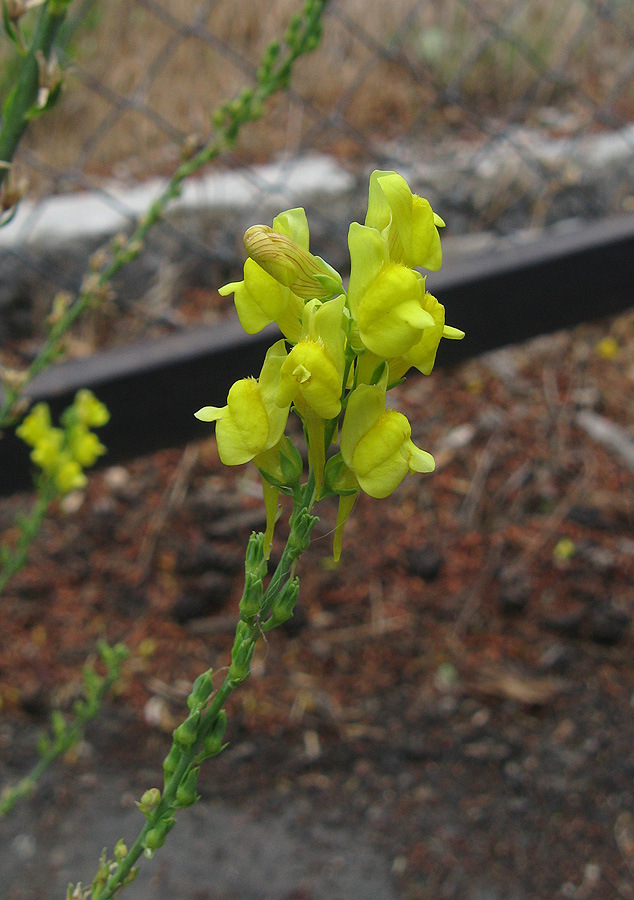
[{"left": 2, "top": 0, "right": 634, "bottom": 346}]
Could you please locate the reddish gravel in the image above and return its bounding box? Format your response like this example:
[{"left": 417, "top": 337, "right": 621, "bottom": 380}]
[{"left": 2, "top": 309, "right": 634, "bottom": 899}]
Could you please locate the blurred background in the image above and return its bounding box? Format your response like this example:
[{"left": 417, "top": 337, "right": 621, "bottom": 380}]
[
  {"left": 3, "top": 4, "right": 634, "bottom": 899},
  {"left": 2, "top": 0, "right": 634, "bottom": 348}
]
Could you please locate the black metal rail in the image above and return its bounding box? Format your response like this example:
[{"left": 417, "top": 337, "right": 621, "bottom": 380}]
[{"left": 2, "top": 214, "right": 634, "bottom": 497}]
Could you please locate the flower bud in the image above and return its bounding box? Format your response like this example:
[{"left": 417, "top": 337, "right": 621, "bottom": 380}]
[
  {"left": 197, "top": 710, "right": 228, "bottom": 762},
  {"left": 162, "top": 744, "right": 181, "bottom": 784},
  {"left": 262, "top": 578, "right": 300, "bottom": 631},
  {"left": 143, "top": 817, "right": 175, "bottom": 851},
  {"left": 173, "top": 710, "right": 201, "bottom": 748},
  {"left": 136, "top": 787, "right": 161, "bottom": 817},
  {"left": 228, "top": 621, "right": 256, "bottom": 684},
  {"left": 187, "top": 671, "right": 214, "bottom": 710},
  {"left": 113, "top": 840, "right": 128, "bottom": 862},
  {"left": 175, "top": 766, "right": 200, "bottom": 808},
  {"left": 244, "top": 225, "right": 341, "bottom": 300}
]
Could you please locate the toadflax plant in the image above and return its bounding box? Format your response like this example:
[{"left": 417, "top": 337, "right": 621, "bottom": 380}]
[{"left": 72, "top": 170, "right": 464, "bottom": 899}]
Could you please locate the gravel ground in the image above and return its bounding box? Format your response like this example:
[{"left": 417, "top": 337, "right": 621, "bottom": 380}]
[{"left": 1, "top": 306, "right": 634, "bottom": 900}]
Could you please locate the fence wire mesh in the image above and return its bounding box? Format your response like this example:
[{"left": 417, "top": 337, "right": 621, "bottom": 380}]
[{"left": 2, "top": 0, "right": 634, "bottom": 347}]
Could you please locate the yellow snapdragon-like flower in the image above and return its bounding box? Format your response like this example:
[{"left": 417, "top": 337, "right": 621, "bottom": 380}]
[
  {"left": 340, "top": 371, "right": 435, "bottom": 499},
  {"left": 52, "top": 456, "right": 87, "bottom": 494},
  {"left": 73, "top": 389, "right": 110, "bottom": 428},
  {"left": 15, "top": 402, "right": 52, "bottom": 447},
  {"left": 219, "top": 257, "right": 303, "bottom": 343},
  {"left": 365, "top": 169, "right": 444, "bottom": 271},
  {"left": 275, "top": 295, "right": 346, "bottom": 420},
  {"left": 244, "top": 207, "right": 342, "bottom": 301},
  {"left": 195, "top": 169, "right": 465, "bottom": 561},
  {"left": 347, "top": 223, "right": 435, "bottom": 358},
  {"left": 66, "top": 425, "right": 107, "bottom": 468},
  {"left": 195, "top": 340, "right": 290, "bottom": 466},
  {"left": 388, "top": 292, "right": 465, "bottom": 380},
  {"left": 16, "top": 392, "right": 108, "bottom": 495}
]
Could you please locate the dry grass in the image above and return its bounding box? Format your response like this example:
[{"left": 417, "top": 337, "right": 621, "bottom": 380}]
[{"left": 13, "top": 0, "right": 634, "bottom": 190}]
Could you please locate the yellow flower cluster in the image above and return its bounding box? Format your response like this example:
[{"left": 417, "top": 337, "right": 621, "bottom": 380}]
[
  {"left": 196, "top": 171, "right": 464, "bottom": 558},
  {"left": 16, "top": 389, "right": 109, "bottom": 494}
]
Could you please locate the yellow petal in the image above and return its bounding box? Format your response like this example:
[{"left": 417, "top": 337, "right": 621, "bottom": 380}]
[
  {"left": 277, "top": 342, "right": 342, "bottom": 419},
  {"left": 216, "top": 379, "right": 270, "bottom": 465},
  {"left": 404, "top": 440, "right": 435, "bottom": 474},
  {"left": 340, "top": 380, "right": 386, "bottom": 468},
  {"left": 356, "top": 264, "right": 428, "bottom": 358},
  {"left": 272, "top": 207, "right": 310, "bottom": 250},
  {"left": 347, "top": 222, "right": 390, "bottom": 318},
  {"left": 194, "top": 405, "right": 225, "bottom": 422}
]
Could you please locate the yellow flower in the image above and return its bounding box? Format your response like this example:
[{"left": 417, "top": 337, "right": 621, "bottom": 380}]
[
  {"left": 388, "top": 292, "right": 465, "bottom": 379},
  {"left": 66, "top": 425, "right": 107, "bottom": 468},
  {"left": 276, "top": 295, "right": 346, "bottom": 420},
  {"left": 243, "top": 207, "right": 342, "bottom": 300},
  {"left": 365, "top": 170, "right": 444, "bottom": 271},
  {"left": 195, "top": 340, "right": 290, "bottom": 465},
  {"left": 219, "top": 257, "right": 303, "bottom": 343},
  {"left": 30, "top": 427, "right": 64, "bottom": 473},
  {"left": 347, "top": 223, "right": 434, "bottom": 358},
  {"left": 340, "top": 371, "right": 434, "bottom": 499},
  {"left": 73, "top": 389, "right": 110, "bottom": 428},
  {"left": 15, "top": 403, "right": 52, "bottom": 447},
  {"left": 53, "top": 456, "right": 87, "bottom": 494}
]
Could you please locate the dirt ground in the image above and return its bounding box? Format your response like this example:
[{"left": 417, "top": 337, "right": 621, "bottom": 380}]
[{"left": 2, "top": 307, "right": 634, "bottom": 899}]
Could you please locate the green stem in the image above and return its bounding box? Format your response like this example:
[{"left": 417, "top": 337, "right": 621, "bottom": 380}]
[
  {"left": 0, "top": 643, "right": 126, "bottom": 817},
  {"left": 0, "top": 1, "right": 69, "bottom": 187},
  {"left": 0, "top": 0, "right": 332, "bottom": 429},
  {"left": 261, "top": 478, "right": 315, "bottom": 615},
  {"left": 97, "top": 480, "right": 317, "bottom": 899},
  {"left": 0, "top": 476, "right": 56, "bottom": 596}
]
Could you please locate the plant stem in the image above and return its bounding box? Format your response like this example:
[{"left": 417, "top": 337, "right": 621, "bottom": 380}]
[
  {"left": 0, "top": 0, "right": 331, "bottom": 429},
  {"left": 97, "top": 501, "right": 315, "bottom": 899},
  {"left": 0, "top": 1, "right": 70, "bottom": 188},
  {"left": 0, "top": 642, "right": 127, "bottom": 817},
  {"left": 0, "top": 476, "right": 56, "bottom": 596}
]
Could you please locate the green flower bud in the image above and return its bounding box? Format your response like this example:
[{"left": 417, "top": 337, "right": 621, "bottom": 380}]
[
  {"left": 263, "top": 578, "right": 300, "bottom": 631},
  {"left": 143, "top": 817, "right": 175, "bottom": 851},
  {"left": 244, "top": 531, "right": 267, "bottom": 580},
  {"left": 173, "top": 710, "right": 201, "bottom": 748},
  {"left": 175, "top": 766, "right": 200, "bottom": 808},
  {"left": 239, "top": 577, "right": 263, "bottom": 623},
  {"left": 197, "top": 710, "right": 228, "bottom": 762},
  {"left": 97, "top": 640, "right": 128, "bottom": 671},
  {"left": 228, "top": 621, "right": 256, "bottom": 684},
  {"left": 50, "top": 710, "right": 67, "bottom": 741},
  {"left": 187, "top": 671, "right": 214, "bottom": 711},
  {"left": 136, "top": 787, "right": 161, "bottom": 817},
  {"left": 113, "top": 839, "right": 128, "bottom": 862},
  {"left": 288, "top": 509, "right": 317, "bottom": 558},
  {"left": 162, "top": 744, "right": 181, "bottom": 784}
]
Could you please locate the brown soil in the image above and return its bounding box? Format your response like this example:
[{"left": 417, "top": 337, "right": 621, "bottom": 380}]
[{"left": 2, "top": 309, "right": 634, "bottom": 899}]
